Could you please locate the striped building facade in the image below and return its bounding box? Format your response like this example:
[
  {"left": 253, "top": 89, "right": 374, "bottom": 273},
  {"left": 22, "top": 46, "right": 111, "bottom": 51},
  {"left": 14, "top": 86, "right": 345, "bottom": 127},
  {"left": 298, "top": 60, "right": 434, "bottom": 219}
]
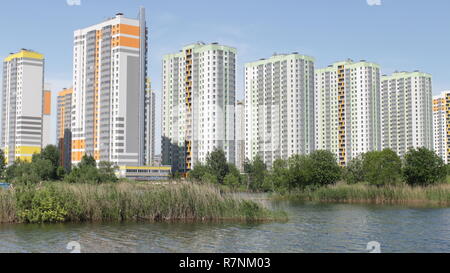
[
  {"left": 244, "top": 53, "right": 315, "bottom": 168},
  {"left": 433, "top": 91, "right": 450, "bottom": 164},
  {"left": 381, "top": 72, "right": 433, "bottom": 157},
  {"left": 1, "top": 49, "right": 45, "bottom": 164},
  {"left": 162, "top": 43, "right": 236, "bottom": 173},
  {"left": 315, "top": 60, "right": 381, "bottom": 166},
  {"left": 71, "top": 9, "right": 148, "bottom": 166}
]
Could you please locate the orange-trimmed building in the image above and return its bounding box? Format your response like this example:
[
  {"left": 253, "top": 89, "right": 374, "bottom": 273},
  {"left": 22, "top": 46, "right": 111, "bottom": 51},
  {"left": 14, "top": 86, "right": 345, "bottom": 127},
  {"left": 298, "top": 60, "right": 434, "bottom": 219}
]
[
  {"left": 57, "top": 88, "right": 73, "bottom": 171},
  {"left": 71, "top": 9, "right": 148, "bottom": 166}
]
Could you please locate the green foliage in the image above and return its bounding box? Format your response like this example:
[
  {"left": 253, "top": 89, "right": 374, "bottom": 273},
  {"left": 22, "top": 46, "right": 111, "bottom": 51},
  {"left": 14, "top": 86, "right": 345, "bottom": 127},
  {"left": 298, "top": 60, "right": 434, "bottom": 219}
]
[
  {"left": 15, "top": 185, "right": 68, "bottom": 223},
  {"left": 308, "top": 150, "right": 342, "bottom": 187},
  {"left": 6, "top": 160, "right": 41, "bottom": 185},
  {"left": 362, "top": 149, "right": 402, "bottom": 186},
  {"left": 32, "top": 145, "right": 61, "bottom": 180},
  {"left": 189, "top": 163, "right": 209, "bottom": 181},
  {"left": 205, "top": 148, "right": 229, "bottom": 184},
  {"left": 245, "top": 155, "right": 267, "bottom": 191},
  {"left": 344, "top": 156, "right": 365, "bottom": 184},
  {"left": 98, "top": 161, "right": 119, "bottom": 183},
  {"left": 403, "top": 147, "right": 447, "bottom": 186},
  {"left": 189, "top": 149, "right": 243, "bottom": 189},
  {"left": 79, "top": 155, "right": 97, "bottom": 169},
  {"left": 0, "top": 149, "right": 6, "bottom": 178},
  {"left": 1, "top": 182, "right": 284, "bottom": 224}
]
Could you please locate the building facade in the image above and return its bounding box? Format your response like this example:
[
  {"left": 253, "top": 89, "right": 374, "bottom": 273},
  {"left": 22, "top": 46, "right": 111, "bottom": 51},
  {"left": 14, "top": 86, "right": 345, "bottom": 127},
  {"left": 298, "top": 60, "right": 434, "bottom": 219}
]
[
  {"left": 57, "top": 88, "right": 73, "bottom": 171},
  {"left": 42, "top": 89, "right": 52, "bottom": 148},
  {"left": 144, "top": 78, "right": 156, "bottom": 165},
  {"left": 71, "top": 9, "right": 148, "bottom": 166},
  {"left": 315, "top": 60, "right": 381, "bottom": 166},
  {"left": 235, "top": 100, "right": 245, "bottom": 172},
  {"left": 2, "top": 49, "right": 45, "bottom": 164},
  {"left": 245, "top": 53, "right": 315, "bottom": 168},
  {"left": 433, "top": 91, "right": 450, "bottom": 164},
  {"left": 162, "top": 42, "right": 236, "bottom": 173},
  {"left": 381, "top": 72, "right": 433, "bottom": 157}
]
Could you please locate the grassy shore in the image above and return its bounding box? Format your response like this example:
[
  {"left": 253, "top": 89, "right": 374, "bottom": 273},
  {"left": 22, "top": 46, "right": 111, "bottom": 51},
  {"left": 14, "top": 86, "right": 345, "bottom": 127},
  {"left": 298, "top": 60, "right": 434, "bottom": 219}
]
[
  {"left": 273, "top": 183, "right": 450, "bottom": 206},
  {"left": 0, "top": 182, "right": 287, "bottom": 224}
]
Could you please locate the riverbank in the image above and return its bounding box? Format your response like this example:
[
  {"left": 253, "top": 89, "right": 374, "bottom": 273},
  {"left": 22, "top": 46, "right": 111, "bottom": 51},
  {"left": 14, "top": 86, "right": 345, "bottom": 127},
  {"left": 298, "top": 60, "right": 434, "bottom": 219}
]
[
  {"left": 0, "top": 182, "right": 287, "bottom": 224},
  {"left": 273, "top": 183, "right": 450, "bottom": 206}
]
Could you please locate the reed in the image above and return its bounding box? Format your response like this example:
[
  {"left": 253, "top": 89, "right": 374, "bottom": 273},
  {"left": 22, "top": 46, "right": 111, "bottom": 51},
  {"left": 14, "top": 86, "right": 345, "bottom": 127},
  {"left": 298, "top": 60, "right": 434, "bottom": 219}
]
[
  {"left": 0, "top": 182, "right": 286, "bottom": 224},
  {"left": 277, "top": 183, "right": 450, "bottom": 206}
]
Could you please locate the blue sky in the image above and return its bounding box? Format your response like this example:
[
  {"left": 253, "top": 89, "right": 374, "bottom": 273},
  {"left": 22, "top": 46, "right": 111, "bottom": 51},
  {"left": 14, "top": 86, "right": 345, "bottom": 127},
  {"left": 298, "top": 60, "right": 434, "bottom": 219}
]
[{"left": 1, "top": 0, "right": 449, "bottom": 153}]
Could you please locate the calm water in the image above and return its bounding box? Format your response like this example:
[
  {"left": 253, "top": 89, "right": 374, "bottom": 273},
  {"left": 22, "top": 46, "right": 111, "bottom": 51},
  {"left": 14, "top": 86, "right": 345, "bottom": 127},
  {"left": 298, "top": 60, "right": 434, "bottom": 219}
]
[{"left": 1, "top": 197, "right": 450, "bottom": 253}]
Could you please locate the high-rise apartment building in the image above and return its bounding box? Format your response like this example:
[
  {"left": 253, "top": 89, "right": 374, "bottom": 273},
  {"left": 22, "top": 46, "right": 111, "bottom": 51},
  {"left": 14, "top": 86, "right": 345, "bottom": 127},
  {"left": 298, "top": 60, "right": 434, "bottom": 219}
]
[
  {"left": 71, "top": 8, "right": 148, "bottom": 166},
  {"left": 144, "top": 78, "right": 155, "bottom": 165},
  {"left": 244, "top": 53, "right": 315, "bottom": 167},
  {"left": 162, "top": 42, "right": 236, "bottom": 173},
  {"left": 433, "top": 91, "right": 450, "bottom": 164},
  {"left": 381, "top": 72, "right": 433, "bottom": 157},
  {"left": 42, "top": 88, "right": 52, "bottom": 148},
  {"left": 2, "top": 49, "right": 45, "bottom": 164},
  {"left": 57, "top": 88, "right": 73, "bottom": 171},
  {"left": 235, "top": 100, "right": 245, "bottom": 172},
  {"left": 315, "top": 60, "right": 381, "bottom": 166}
]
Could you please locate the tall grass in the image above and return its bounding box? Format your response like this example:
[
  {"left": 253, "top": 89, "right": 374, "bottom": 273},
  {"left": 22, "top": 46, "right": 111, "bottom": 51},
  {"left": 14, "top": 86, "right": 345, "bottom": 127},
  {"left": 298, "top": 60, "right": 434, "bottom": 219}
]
[
  {"left": 0, "top": 188, "right": 17, "bottom": 223},
  {"left": 0, "top": 182, "right": 286, "bottom": 224},
  {"left": 278, "top": 183, "right": 450, "bottom": 206}
]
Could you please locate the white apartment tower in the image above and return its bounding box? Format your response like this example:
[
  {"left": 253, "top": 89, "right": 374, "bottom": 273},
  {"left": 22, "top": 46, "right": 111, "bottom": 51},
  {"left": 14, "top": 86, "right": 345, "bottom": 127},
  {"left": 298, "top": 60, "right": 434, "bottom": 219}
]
[
  {"left": 315, "top": 60, "right": 381, "bottom": 166},
  {"left": 71, "top": 8, "right": 148, "bottom": 166},
  {"left": 2, "top": 49, "right": 45, "bottom": 164},
  {"left": 235, "top": 100, "right": 245, "bottom": 172},
  {"left": 433, "top": 91, "right": 450, "bottom": 164},
  {"left": 245, "top": 53, "right": 315, "bottom": 167},
  {"left": 162, "top": 42, "right": 236, "bottom": 173},
  {"left": 381, "top": 72, "right": 433, "bottom": 157}
]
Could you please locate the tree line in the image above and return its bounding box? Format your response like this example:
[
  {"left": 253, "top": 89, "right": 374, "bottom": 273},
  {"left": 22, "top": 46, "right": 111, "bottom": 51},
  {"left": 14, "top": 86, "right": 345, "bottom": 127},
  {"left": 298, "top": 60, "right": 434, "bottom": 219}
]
[
  {"left": 0, "top": 145, "right": 118, "bottom": 185},
  {"left": 189, "top": 147, "right": 449, "bottom": 193}
]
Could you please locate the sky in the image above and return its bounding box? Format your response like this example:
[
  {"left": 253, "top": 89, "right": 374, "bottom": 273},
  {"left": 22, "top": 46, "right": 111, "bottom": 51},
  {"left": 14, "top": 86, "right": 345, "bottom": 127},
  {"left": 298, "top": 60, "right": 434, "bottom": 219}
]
[{"left": 0, "top": 0, "right": 449, "bottom": 154}]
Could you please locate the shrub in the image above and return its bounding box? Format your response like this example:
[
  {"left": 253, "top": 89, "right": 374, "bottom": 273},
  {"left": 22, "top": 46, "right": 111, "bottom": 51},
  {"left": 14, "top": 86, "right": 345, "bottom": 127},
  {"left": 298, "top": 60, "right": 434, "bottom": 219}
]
[
  {"left": 15, "top": 185, "right": 68, "bottom": 223},
  {"left": 362, "top": 149, "right": 402, "bottom": 186},
  {"left": 403, "top": 147, "right": 447, "bottom": 186}
]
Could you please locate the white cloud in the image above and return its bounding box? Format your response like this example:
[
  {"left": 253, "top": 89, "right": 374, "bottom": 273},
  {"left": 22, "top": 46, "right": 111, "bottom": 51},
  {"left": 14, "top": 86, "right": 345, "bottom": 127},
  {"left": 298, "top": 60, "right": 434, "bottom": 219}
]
[
  {"left": 367, "top": 0, "right": 382, "bottom": 6},
  {"left": 66, "top": 0, "right": 81, "bottom": 6}
]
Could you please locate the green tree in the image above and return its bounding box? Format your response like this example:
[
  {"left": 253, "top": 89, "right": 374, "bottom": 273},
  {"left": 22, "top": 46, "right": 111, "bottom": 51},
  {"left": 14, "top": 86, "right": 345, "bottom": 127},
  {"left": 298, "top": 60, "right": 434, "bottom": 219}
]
[
  {"left": 308, "top": 150, "right": 341, "bottom": 187},
  {"left": 205, "top": 148, "right": 229, "bottom": 184},
  {"left": 268, "top": 159, "right": 290, "bottom": 193},
  {"left": 79, "top": 155, "right": 97, "bottom": 169},
  {"left": 98, "top": 161, "right": 118, "bottom": 183},
  {"left": 40, "top": 145, "right": 60, "bottom": 169},
  {"left": 403, "top": 147, "right": 447, "bottom": 186},
  {"left": 0, "top": 149, "right": 6, "bottom": 178},
  {"left": 362, "top": 149, "right": 402, "bottom": 186},
  {"left": 286, "top": 154, "right": 310, "bottom": 191},
  {"left": 224, "top": 173, "right": 240, "bottom": 190},
  {"left": 32, "top": 145, "right": 61, "bottom": 180},
  {"left": 245, "top": 155, "right": 267, "bottom": 191},
  {"left": 189, "top": 163, "right": 209, "bottom": 181},
  {"left": 31, "top": 159, "right": 53, "bottom": 181},
  {"left": 344, "top": 156, "right": 365, "bottom": 184}
]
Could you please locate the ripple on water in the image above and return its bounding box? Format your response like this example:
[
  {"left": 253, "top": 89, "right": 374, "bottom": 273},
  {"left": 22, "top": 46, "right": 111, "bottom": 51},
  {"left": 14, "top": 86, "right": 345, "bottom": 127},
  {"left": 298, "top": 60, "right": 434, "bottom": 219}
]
[{"left": 2, "top": 202, "right": 450, "bottom": 253}]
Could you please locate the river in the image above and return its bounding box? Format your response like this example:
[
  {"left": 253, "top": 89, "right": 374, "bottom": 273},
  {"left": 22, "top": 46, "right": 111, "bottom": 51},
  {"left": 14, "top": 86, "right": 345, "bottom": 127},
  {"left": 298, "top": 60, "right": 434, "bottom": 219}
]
[{"left": 1, "top": 196, "right": 450, "bottom": 253}]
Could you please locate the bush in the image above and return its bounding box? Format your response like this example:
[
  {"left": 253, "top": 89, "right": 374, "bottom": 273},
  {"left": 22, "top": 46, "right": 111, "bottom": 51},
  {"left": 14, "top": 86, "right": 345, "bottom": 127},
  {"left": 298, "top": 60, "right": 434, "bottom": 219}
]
[
  {"left": 15, "top": 185, "right": 68, "bottom": 223},
  {"left": 403, "top": 147, "right": 447, "bottom": 186},
  {"left": 308, "top": 150, "right": 342, "bottom": 187},
  {"left": 344, "top": 156, "right": 364, "bottom": 184},
  {"left": 362, "top": 149, "right": 402, "bottom": 186}
]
